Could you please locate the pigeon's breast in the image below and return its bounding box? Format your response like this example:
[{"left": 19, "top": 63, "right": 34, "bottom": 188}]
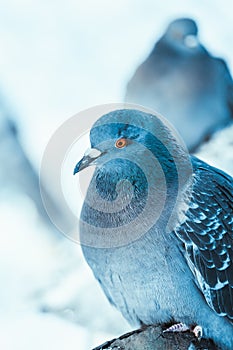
[{"left": 81, "top": 227, "right": 202, "bottom": 326}]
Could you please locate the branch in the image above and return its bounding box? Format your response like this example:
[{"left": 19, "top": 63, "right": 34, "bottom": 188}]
[{"left": 92, "top": 325, "right": 218, "bottom": 350}]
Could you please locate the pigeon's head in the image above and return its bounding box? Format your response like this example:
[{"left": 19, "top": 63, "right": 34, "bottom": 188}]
[
  {"left": 73, "top": 108, "right": 192, "bottom": 247},
  {"left": 164, "top": 18, "right": 200, "bottom": 52},
  {"left": 73, "top": 108, "right": 187, "bottom": 175}
]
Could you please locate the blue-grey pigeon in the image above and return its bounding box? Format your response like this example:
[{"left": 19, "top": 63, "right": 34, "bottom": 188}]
[
  {"left": 74, "top": 108, "right": 233, "bottom": 349},
  {"left": 0, "top": 99, "right": 62, "bottom": 232},
  {"left": 125, "top": 18, "right": 233, "bottom": 152}
]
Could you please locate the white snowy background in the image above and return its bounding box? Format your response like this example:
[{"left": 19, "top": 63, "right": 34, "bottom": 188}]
[{"left": 0, "top": 1, "right": 233, "bottom": 349}]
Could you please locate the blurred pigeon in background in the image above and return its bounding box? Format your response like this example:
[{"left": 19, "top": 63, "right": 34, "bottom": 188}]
[
  {"left": 0, "top": 94, "right": 62, "bottom": 233},
  {"left": 74, "top": 108, "right": 233, "bottom": 350},
  {"left": 125, "top": 18, "right": 233, "bottom": 152}
]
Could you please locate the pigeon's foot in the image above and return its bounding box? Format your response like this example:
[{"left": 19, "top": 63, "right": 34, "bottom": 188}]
[
  {"left": 192, "top": 325, "right": 203, "bottom": 340},
  {"left": 163, "top": 323, "right": 203, "bottom": 340}
]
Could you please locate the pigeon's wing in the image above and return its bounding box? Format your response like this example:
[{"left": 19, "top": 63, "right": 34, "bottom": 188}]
[
  {"left": 125, "top": 41, "right": 164, "bottom": 103},
  {"left": 175, "top": 157, "right": 233, "bottom": 320}
]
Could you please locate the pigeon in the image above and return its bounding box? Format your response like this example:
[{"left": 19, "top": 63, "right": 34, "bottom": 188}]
[
  {"left": 125, "top": 18, "right": 233, "bottom": 152},
  {"left": 74, "top": 108, "right": 233, "bottom": 350},
  {"left": 0, "top": 98, "right": 62, "bottom": 232}
]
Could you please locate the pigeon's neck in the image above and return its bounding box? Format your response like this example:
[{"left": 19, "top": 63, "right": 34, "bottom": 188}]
[
  {"left": 80, "top": 156, "right": 181, "bottom": 234},
  {"left": 80, "top": 158, "right": 148, "bottom": 228},
  {"left": 94, "top": 158, "right": 147, "bottom": 201}
]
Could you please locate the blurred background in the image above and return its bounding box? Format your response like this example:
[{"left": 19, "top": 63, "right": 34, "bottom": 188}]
[{"left": 0, "top": 1, "right": 233, "bottom": 349}]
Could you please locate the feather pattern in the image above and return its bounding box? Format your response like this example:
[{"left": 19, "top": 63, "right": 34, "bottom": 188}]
[{"left": 175, "top": 156, "right": 233, "bottom": 319}]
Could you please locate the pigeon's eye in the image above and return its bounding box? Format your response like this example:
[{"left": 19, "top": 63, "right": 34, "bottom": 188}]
[{"left": 115, "top": 138, "right": 128, "bottom": 149}]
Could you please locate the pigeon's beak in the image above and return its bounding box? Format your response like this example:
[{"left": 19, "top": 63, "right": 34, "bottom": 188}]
[{"left": 73, "top": 148, "right": 102, "bottom": 175}]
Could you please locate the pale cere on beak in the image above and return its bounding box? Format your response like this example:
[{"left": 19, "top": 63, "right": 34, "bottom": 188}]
[
  {"left": 73, "top": 148, "right": 102, "bottom": 175},
  {"left": 184, "top": 34, "right": 199, "bottom": 48},
  {"left": 84, "top": 148, "right": 102, "bottom": 158}
]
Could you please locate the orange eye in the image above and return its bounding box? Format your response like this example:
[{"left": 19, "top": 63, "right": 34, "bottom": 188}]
[{"left": 115, "top": 138, "right": 128, "bottom": 149}]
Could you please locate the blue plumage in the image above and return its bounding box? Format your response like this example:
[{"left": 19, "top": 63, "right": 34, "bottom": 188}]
[{"left": 74, "top": 109, "right": 233, "bottom": 349}]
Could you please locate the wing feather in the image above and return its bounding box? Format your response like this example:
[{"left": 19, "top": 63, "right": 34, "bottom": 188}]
[{"left": 175, "top": 157, "right": 233, "bottom": 320}]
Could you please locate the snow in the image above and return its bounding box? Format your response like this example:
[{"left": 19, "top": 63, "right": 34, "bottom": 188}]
[
  {"left": 0, "top": 1, "right": 233, "bottom": 349},
  {"left": 0, "top": 313, "right": 89, "bottom": 350},
  {"left": 196, "top": 124, "right": 233, "bottom": 176}
]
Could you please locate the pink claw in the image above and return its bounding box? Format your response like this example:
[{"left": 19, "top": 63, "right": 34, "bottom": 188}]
[{"left": 192, "top": 325, "right": 203, "bottom": 339}]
